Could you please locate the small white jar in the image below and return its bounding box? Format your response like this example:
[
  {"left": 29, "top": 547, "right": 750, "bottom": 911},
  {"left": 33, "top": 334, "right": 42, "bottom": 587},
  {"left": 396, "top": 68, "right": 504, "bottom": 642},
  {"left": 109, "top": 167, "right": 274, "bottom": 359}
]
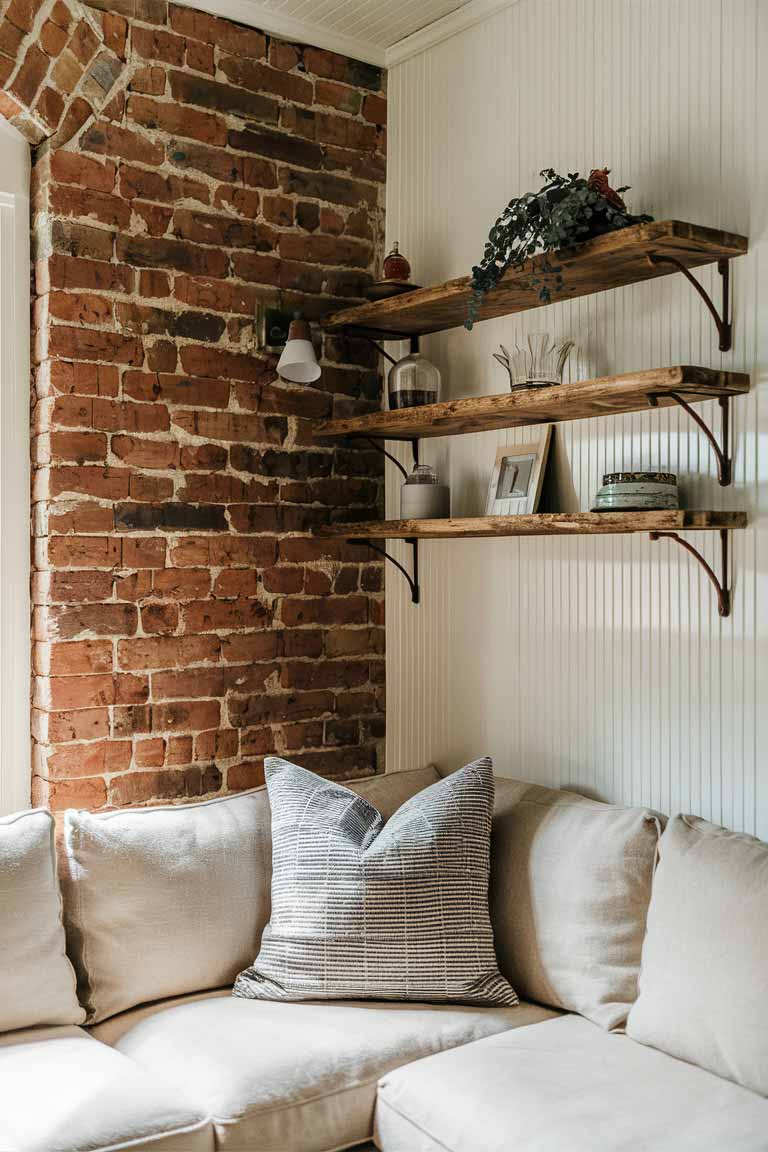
[{"left": 400, "top": 465, "right": 450, "bottom": 519}]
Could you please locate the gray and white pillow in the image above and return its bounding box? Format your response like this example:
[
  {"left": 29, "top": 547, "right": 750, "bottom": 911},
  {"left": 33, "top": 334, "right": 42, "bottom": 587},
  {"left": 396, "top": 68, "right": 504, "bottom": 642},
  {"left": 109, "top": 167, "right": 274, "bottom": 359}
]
[{"left": 234, "top": 756, "right": 517, "bottom": 1006}]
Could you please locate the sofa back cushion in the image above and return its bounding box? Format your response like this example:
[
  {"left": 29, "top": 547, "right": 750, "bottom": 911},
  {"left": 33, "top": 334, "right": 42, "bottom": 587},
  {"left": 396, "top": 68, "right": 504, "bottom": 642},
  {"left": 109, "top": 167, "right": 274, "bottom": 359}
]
[
  {"left": 626, "top": 814, "right": 768, "bottom": 1096},
  {"left": 0, "top": 809, "right": 83, "bottom": 1032},
  {"left": 489, "top": 777, "right": 661, "bottom": 1029},
  {"left": 61, "top": 767, "right": 440, "bottom": 1024}
]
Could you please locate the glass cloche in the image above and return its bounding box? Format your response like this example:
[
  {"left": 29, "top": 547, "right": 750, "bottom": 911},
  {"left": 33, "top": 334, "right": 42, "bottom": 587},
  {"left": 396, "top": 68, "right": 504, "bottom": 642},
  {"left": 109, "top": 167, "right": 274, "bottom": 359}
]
[{"left": 387, "top": 352, "right": 441, "bottom": 410}]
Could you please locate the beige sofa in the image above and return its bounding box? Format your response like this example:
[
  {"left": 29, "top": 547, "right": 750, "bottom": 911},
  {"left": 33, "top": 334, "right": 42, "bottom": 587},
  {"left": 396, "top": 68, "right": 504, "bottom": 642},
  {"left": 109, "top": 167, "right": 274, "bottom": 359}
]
[{"left": 1, "top": 767, "right": 766, "bottom": 1152}]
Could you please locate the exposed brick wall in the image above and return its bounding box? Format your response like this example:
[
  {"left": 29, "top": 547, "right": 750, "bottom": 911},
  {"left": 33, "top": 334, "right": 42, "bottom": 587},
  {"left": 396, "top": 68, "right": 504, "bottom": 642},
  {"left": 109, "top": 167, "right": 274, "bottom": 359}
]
[{"left": 1, "top": 0, "right": 386, "bottom": 810}]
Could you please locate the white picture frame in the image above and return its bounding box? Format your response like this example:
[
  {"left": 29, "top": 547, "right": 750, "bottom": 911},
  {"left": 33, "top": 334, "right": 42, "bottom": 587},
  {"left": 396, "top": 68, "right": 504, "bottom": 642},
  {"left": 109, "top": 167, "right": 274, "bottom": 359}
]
[{"left": 485, "top": 427, "right": 553, "bottom": 516}]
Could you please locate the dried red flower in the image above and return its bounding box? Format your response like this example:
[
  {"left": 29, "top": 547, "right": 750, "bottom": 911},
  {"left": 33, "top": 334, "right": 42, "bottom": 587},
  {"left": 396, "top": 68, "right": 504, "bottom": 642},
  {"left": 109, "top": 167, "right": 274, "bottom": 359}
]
[{"left": 588, "top": 167, "right": 627, "bottom": 211}]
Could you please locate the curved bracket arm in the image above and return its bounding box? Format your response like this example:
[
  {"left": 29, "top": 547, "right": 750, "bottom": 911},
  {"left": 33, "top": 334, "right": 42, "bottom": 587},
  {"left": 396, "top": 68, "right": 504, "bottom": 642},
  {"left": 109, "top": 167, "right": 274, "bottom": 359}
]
[
  {"left": 649, "top": 529, "right": 731, "bottom": 617},
  {"left": 647, "top": 392, "right": 731, "bottom": 486},
  {"left": 646, "top": 254, "right": 732, "bottom": 351},
  {"left": 348, "top": 537, "right": 420, "bottom": 605}
]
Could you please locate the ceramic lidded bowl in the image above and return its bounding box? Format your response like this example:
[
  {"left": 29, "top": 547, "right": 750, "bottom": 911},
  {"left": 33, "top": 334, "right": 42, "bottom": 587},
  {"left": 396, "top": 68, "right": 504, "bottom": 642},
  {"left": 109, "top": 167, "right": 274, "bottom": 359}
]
[{"left": 592, "top": 471, "right": 679, "bottom": 511}]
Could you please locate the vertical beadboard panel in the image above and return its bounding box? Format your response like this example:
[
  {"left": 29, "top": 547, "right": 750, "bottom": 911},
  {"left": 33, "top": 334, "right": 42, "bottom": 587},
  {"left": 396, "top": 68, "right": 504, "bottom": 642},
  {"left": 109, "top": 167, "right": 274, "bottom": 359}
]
[{"left": 385, "top": 0, "right": 768, "bottom": 838}]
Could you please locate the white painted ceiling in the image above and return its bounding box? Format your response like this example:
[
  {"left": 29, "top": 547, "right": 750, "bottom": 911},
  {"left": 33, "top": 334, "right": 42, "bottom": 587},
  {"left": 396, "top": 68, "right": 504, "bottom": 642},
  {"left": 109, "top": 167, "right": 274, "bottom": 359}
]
[
  {"left": 258, "top": 0, "right": 472, "bottom": 49},
  {"left": 187, "top": 0, "right": 500, "bottom": 66}
]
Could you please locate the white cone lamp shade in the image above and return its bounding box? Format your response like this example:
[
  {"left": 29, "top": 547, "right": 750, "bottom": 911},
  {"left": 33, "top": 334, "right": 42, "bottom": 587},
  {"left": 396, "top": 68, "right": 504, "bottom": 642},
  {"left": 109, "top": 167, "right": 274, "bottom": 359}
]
[{"left": 277, "top": 318, "right": 321, "bottom": 384}]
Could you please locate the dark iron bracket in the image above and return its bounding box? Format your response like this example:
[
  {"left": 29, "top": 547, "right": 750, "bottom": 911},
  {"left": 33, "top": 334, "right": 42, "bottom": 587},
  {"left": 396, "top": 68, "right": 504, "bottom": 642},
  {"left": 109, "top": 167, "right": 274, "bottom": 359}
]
[
  {"left": 646, "top": 254, "right": 732, "bottom": 351},
  {"left": 649, "top": 528, "right": 731, "bottom": 617},
  {"left": 647, "top": 392, "right": 731, "bottom": 486},
  {"left": 349, "top": 537, "right": 420, "bottom": 605}
]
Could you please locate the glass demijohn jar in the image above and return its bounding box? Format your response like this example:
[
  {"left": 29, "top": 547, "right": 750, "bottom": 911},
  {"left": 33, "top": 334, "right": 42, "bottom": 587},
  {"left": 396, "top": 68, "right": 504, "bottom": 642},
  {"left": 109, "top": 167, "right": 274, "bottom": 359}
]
[{"left": 387, "top": 352, "right": 441, "bottom": 410}]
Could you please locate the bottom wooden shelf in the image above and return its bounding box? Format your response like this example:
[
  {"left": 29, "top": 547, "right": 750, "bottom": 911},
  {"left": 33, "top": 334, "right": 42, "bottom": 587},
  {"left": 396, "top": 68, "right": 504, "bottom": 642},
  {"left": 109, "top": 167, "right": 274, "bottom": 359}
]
[
  {"left": 314, "top": 511, "right": 746, "bottom": 617},
  {"left": 315, "top": 510, "right": 746, "bottom": 541}
]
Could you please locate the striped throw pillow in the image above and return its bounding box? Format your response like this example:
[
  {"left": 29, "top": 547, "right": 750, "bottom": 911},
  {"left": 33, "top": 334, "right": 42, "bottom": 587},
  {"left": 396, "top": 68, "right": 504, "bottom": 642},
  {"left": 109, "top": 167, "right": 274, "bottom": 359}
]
[{"left": 233, "top": 756, "right": 517, "bottom": 1006}]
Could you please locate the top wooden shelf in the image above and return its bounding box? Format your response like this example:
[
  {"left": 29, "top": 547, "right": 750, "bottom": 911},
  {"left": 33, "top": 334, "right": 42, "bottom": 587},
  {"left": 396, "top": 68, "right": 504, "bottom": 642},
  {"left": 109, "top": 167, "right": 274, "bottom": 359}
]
[{"left": 323, "top": 220, "right": 748, "bottom": 337}]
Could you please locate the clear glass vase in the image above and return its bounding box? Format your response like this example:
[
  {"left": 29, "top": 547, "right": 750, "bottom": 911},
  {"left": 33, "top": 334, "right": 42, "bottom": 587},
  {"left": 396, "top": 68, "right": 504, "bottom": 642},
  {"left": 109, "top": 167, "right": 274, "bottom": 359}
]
[
  {"left": 495, "top": 333, "right": 574, "bottom": 391},
  {"left": 387, "top": 352, "right": 441, "bottom": 410}
]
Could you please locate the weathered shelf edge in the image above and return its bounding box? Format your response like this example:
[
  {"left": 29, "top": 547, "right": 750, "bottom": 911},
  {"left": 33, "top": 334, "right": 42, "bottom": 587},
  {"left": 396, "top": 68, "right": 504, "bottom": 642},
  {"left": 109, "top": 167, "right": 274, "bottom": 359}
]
[
  {"left": 322, "top": 220, "right": 748, "bottom": 336},
  {"left": 317, "top": 367, "right": 750, "bottom": 442},
  {"left": 314, "top": 511, "right": 748, "bottom": 540}
]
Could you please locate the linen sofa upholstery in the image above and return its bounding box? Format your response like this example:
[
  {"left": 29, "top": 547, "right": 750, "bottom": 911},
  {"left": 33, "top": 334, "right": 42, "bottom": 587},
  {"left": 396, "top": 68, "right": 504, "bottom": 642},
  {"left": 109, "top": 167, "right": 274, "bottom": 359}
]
[
  {"left": 0, "top": 809, "right": 83, "bottom": 1031},
  {"left": 480, "top": 773, "right": 661, "bottom": 1028},
  {"left": 627, "top": 814, "right": 768, "bottom": 1096},
  {"left": 374, "top": 1014, "right": 768, "bottom": 1152},
  {"left": 90, "top": 989, "right": 558, "bottom": 1151},
  {"left": 0, "top": 1024, "right": 212, "bottom": 1152},
  {"left": 60, "top": 766, "right": 441, "bottom": 1025}
]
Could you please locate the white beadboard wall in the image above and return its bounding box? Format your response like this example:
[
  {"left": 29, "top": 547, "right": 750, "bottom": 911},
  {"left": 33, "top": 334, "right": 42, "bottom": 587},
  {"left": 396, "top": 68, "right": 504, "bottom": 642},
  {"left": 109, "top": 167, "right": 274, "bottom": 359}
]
[{"left": 384, "top": 0, "right": 768, "bottom": 838}]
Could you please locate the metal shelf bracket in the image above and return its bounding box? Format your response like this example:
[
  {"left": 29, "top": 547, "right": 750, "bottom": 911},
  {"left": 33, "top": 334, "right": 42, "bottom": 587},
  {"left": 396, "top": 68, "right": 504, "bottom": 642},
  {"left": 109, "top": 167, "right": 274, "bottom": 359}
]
[
  {"left": 647, "top": 391, "right": 731, "bottom": 486},
  {"left": 649, "top": 528, "right": 731, "bottom": 617},
  {"left": 646, "top": 254, "right": 732, "bottom": 351},
  {"left": 349, "top": 537, "right": 420, "bottom": 605}
]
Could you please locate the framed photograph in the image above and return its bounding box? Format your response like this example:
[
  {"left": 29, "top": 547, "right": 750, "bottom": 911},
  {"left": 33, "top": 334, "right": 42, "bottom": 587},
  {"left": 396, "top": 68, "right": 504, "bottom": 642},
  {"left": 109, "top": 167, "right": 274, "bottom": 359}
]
[{"left": 485, "top": 427, "right": 552, "bottom": 515}]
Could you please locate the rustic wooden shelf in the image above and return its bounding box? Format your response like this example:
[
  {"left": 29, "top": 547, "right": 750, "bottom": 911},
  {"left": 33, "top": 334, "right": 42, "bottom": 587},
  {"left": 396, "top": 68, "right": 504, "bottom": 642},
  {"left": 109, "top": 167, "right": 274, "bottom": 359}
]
[
  {"left": 323, "top": 221, "right": 747, "bottom": 337},
  {"left": 317, "top": 366, "right": 749, "bottom": 442},
  {"left": 315, "top": 510, "right": 746, "bottom": 541}
]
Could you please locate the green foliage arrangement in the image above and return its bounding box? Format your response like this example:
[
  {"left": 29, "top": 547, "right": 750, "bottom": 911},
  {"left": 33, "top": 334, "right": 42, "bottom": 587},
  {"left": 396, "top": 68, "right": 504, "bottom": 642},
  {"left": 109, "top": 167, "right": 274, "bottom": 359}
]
[{"left": 466, "top": 167, "right": 653, "bottom": 329}]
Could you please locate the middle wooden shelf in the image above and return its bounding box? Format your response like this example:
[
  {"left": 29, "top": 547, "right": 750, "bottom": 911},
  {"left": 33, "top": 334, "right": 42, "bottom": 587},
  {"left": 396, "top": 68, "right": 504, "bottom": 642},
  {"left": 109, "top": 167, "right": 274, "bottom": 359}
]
[{"left": 317, "top": 365, "right": 749, "bottom": 442}]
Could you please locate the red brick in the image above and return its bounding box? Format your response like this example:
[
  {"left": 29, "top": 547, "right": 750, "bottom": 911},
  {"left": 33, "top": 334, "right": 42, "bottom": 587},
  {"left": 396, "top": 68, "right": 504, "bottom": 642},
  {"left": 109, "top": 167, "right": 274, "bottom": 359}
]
[
  {"left": 47, "top": 291, "right": 113, "bottom": 326},
  {"left": 118, "top": 634, "right": 220, "bottom": 671},
  {"left": 268, "top": 40, "right": 301, "bottom": 71},
  {"left": 80, "top": 121, "right": 164, "bottom": 166},
  {"left": 129, "top": 64, "right": 166, "bottom": 95},
  {"left": 186, "top": 39, "right": 214, "bottom": 75},
  {"left": 112, "top": 434, "right": 179, "bottom": 470},
  {"left": 219, "top": 56, "right": 312, "bottom": 104},
  {"left": 46, "top": 739, "right": 131, "bottom": 779},
  {"left": 153, "top": 569, "right": 210, "bottom": 599},
  {"left": 227, "top": 760, "right": 266, "bottom": 791},
  {"left": 166, "top": 735, "right": 194, "bottom": 765},
  {"left": 46, "top": 603, "right": 138, "bottom": 639},
  {"left": 36, "top": 775, "right": 107, "bottom": 811},
  {"left": 134, "top": 737, "right": 165, "bottom": 767},
  {"left": 46, "top": 674, "right": 115, "bottom": 710},
  {"left": 128, "top": 93, "right": 227, "bottom": 146},
  {"left": 68, "top": 20, "right": 100, "bottom": 66},
  {"left": 153, "top": 699, "right": 221, "bottom": 733},
  {"left": 35, "top": 85, "right": 65, "bottom": 130},
  {"left": 141, "top": 603, "right": 178, "bottom": 635},
  {"left": 49, "top": 152, "right": 117, "bottom": 192},
  {"left": 132, "top": 25, "right": 185, "bottom": 65},
  {"left": 11, "top": 43, "right": 50, "bottom": 107},
  {"left": 221, "top": 632, "right": 279, "bottom": 664},
  {"left": 46, "top": 639, "right": 114, "bottom": 676},
  {"left": 362, "top": 93, "right": 386, "bottom": 125},
  {"left": 49, "top": 325, "right": 143, "bottom": 365},
  {"left": 49, "top": 430, "right": 107, "bottom": 463},
  {"left": 315, "top": 80, "right": 361, "bottom": 115},
  {"left": 43, "top": 254, "right": 133, "bottom": 296},
  {"left": 101, "top": 11, "right": 127, "bottom": 59},
  {"left": 169, "top": 6, "right": 266, "bottom": 59},
  {"left": 140, "top": 270, "right": 171, "bottom": 298},
  {"left": 47, "top": 707, "right": 110, "bottom": 743},
  {"left": 92, "top": 398, "right": 170, "bottom": 433}
]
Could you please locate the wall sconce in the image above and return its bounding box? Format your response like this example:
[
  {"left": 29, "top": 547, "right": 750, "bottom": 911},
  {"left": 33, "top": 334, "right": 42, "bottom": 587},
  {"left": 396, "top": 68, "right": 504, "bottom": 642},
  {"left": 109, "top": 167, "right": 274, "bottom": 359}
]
[{"left": 276, "top": 315, "right": 321, "bottom": 384}]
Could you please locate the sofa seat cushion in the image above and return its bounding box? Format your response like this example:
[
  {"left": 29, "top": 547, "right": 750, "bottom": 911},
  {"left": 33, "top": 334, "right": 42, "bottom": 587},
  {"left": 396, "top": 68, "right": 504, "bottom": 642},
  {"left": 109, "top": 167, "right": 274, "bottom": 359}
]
[
  {"left": 0, "top": 1025, "right": 212, "bottom": 1152},
  {"left": 91, "top": 990, "right": 557, "bottom": 1152},
  {"left": 375, "top": 1014, "right": 768, "bottom": 1152}
]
